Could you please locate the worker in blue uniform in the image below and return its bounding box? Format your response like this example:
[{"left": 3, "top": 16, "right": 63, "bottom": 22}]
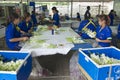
[
  {"left": 96, "top": 15, "right": 112, "bottom": 47},
  {"left": 65, "top": 14, "right": 70, "bottom": 20},
  {"left": 84, "top": 6, "right": 91, "bottom": 20},
  {"left": 76, "top": 12, "right": 81, "bottom": 21},
  {"left": 111, "top": 24, "right": 120, "bottom": 47},
  {"left": 78, "top": 19, "right": 96, "bottom": 39},
  {"left": 18, "top": 12, "right": 33, "bottom": 33},
  {"left": 31, "top": 11, "right": 37, "bottom": 26},
  {"left": 110, "top": 24, "right": 120, "bottom": 47},
  {"left": 117, "top": 24, "right": 120, "bottom": 39},
  {"left": 50, "top": 7, "right": 60, "bottom": 27},
  {"left": 5, "top": 13, "right": 29, "bottom": 50},
  {"left": 109, "top": 10, "right": 114, "bottom": 26}
]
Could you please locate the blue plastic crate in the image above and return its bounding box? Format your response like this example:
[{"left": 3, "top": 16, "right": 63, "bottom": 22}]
[
  {"left": 78, "top": 47, "right": 120, "bottom": 80},
  {"left": 72, "top": 43, "right": 92, "bottom": 50},
  {"left": 0, "top": 51, "right": 32, "bottom": 80}
]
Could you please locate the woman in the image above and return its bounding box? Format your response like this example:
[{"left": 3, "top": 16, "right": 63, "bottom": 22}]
[
  {"left": 84, "top": 6, "right": 91, "bottom": 20},
  {"left": 50, "top": 7, "right": 60, "bottom": 27},
  {"left": 18, "top": 12, "right": 33, "bottom": 33},
  {"left": 31, "top": 11, "right": 37, "bottom": 26},
  {"left": 5, "top": 13, "right": 28, "bottom": 50},
  {"left": 96, "top": 15, "right": 112, "bottom": 47},
  {"left": 117, "top": 24, "right": 120, "bottom": 39},
  {"left": 109, "top": 10, "right": 114, "bottom": 26},
  {"left": 65, "top": 14, "right": 70, "bottom": 20},
  {"left": 76, "top": 12, "right": 81, "bottom": 21}
]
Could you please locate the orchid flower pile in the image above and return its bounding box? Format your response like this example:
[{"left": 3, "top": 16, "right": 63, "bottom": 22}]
[
  {"left": 0, "top": 55, "right": 24, "bottom": 71},
  {"left": 66, "top": 37, "right": 84, "bottom": 43},
  {"left": 82, "top": 27, "right": 96, "bottom": 38},
  {"left": 90, "top": 53, "right": 120, "bottom": 65}
]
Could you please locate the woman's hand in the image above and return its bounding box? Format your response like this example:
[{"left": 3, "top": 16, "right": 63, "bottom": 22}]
[
  {"left": 49, "top": 20, "right": 55, "bottom": 23},
  {"left": 10, "top": 37, "right": 29, "bottom": 42},
  {"left": 96, "top": 38, "right": 101, "bottom": 42},
  {"left": 22, "top": 37, "right": 29, "bottom": 42},
  {"left": 20, "top": 30, "right": 26, "bottom": 34},
  {"left": 96, "top": 38, "right": 111, "bottom": 43},
  {"left": 28, "top": 30, "right": 32, "bottom": 33},
  {"left": 49, "top": 20, "right": 53, "bottom": 23}
]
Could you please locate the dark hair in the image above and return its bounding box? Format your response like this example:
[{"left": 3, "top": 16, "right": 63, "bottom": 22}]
[
  {"left": 11, "top": 13, "right": 19, "bottom": 22},
  {"left": 7, "top": 13, "right": 20, "bottom": 25},
  {"left": 87, "top": 6, "right": 90, "bottom": 10},
  {"left": 77, "top": 12, "right": 80, "bottom": 16},
  {"left": 52, "top": 7, "right": 59, "bottom": 13},
  {"left": 32, "top": 11, "right": 34, "bottom": 13},
  {"left": 24, "top": 12, "right": 30, "bottom": 19},
  {"left": 52, "top": 7, "right": 57, "bottom": 10},
  {"left": 110, "top": 10, "right": 114, "bottom": 13},
  {"left": 109, "top": 10, "right": 114, "bottom": 16},
  {"left": 98, "top": 15, "right": 110, "bottom": 25},
  {"left": 56, "top": 10, "right": 59, "bottom": 13}
]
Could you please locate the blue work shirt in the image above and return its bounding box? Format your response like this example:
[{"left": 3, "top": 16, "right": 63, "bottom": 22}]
[
  {"left": 77, "top": 15, "right": 81, "bottom": 21},
  {"left": 65, "top": 16, "right": 70, "bottom": 20},
  {"left": 31, "top": 14, "right": 37, "bottom": 25},
  {"left": 109, "top": 14, "right": 114, "bottom": 26},
  {"left": 5, "top": 23, "right": 21, "bottom": 50},
  {"left": 96, "top": 26, "right": 112, "bottom": 47},
  {"left": 18, "top": 21, "right": 32, "bottom": 33},
  {"left": 117, "top": 24, "right": 120, "bottom": 39},
  {"left": 78, "top": 20, "right": 96, "bottom": 39},
  {"left": 53, "top": 13, "right": 60, "bottom": 26}
]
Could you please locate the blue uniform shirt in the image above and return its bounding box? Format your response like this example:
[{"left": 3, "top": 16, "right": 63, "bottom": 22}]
[
  {"left": 31, "top": 14, "right": 37, "bottom": 25},
  {"left": 53, "top": 13, "right": 60, "bottom": 26},
  {"left": 117, "top": 24, "right": 120, "bottom": 39},
  {"left": 78, "top": 20, "right": 96, "bottom": 39},
  {"left": 18, "top": 21, "right": 32, "bottom": 33},
  {"left": 5, "top": 23, "right": 21, "bottom": 50},
  {"left": 77, "top": 15, "right": 81, "bottom": 21},
  {"left": 96, "top": 26, "right": 112, "bottom": 47},
  {"left": 109, "top": 14, "right": 114, "bottom": 26},
  {"left": 65, "top": 16, "right": 70, "bottom": 20}
]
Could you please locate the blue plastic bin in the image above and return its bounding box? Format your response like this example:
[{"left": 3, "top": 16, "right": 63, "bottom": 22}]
[
  {"left": 0, "top": 51, "right": 32, "bottom": 80},
  {"left": 79, "top": 47, "right": 120, "bottom": 80},
  {"left": 72, "top": 43, "right": 92, "bottom": 50}
]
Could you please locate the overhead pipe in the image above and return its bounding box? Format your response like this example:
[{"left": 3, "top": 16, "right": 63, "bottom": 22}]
[
  {"left": 67, "top": 0, "right": 70, "bottom": 16},
  {"left": 70, "top": 0, "right": 73, "bottom": 18}
]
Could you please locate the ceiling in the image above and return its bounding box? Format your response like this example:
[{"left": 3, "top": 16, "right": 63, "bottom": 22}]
[{"left": 0, "top": 0, "right": 113, "bottom": 2}]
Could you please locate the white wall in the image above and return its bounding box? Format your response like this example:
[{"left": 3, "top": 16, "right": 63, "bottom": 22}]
[
  {"left": 36, "top": 1, "right": 114, "bottom": 19},
  {"left": 114, "top": 0, "right": 120, "bottom": 17}
]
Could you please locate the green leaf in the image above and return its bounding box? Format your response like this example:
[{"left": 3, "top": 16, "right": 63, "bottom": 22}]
[
  {"left": 66, "top": 37, "right": 73, "bottom": 42},
  {"left": 47, "top": 44, "right": 57, "bottom": 48},
  {"left": 37, "top": 40, "right": 46, "bottom": 44}
]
